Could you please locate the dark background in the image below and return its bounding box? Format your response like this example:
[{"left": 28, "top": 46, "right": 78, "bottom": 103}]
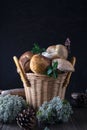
[{"left": 0, "top": 0, "right": 87, "bottom": 99}]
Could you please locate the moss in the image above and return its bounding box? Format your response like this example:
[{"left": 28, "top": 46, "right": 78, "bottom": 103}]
[
  {"left": 0, "top": 94, "right": 27, "bottom": 123},
  {"left": 37, "top": 96, "right": 73, "bottom": 124}
]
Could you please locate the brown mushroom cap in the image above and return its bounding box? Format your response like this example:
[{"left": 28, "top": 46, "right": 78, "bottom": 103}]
[
  {"left": 52, "top": 58, "right": 75, "bottom": 72},
  {"left": 30, "top": 54, "right": 51, "bottom": 74},
  {"left": 19, "top": 51, "right": 33, "bottom": 72},
  {"left": 46, "top": 44, "right": 68, "bottom": 59}
]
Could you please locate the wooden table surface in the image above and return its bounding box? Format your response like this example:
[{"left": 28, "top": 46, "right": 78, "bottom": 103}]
[{"left": 0, "top": 107, "right": 87, "bottom": 130}]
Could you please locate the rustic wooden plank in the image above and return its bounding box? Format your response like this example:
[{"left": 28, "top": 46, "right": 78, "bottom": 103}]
[
  {"left": 43, "top": 118, "right": 78, "bottom": 130},
  {"left": 1, "top": 121, "right": 77, "bottom": 130},
  {"left": 72, "top": 108, "right": 87, "bottom": 130},
  {"left": 0, "top": 108, "right": 87, "bottom": 130},
  {"left": 1, "top": 123, "right": 22, "bottom": 130},
  {"left": 0, "top": 122, "right": 3, "bottom": 129},
  {"left": 1, "top": 124, "right": 40, "bottom": 130}
]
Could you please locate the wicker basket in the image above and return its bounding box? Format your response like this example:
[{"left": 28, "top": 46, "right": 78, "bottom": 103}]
[{"left": 13, "top": 56, "right": 76, "bottom": 109}]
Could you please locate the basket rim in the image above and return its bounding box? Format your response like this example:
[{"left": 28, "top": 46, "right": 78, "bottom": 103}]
[{"left": 26, "top": 72, "right": 68, "bottom": 80}]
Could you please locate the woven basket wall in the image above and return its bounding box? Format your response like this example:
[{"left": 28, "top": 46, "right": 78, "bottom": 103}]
[
  {"left": 13, "top": 56, "right": 76, "bottom": 110},
  {"left": 24, "top": 73, "right": 68, "bottom": 109}
]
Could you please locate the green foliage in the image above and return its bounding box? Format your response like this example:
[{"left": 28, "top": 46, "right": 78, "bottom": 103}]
[
  {"left": 31, "top": 43, "right": 45, "bottom": 54},
  {"left": 37, "top": 97, "right": 73, "bottom": 125},
  {"left": 46, "top": 62, "right": 58, "bottom": 78},
  {"left": 0, "top": 94, "right": 27, "bottom": 123},
  {"left": 59, "top": 99, "right": 73, "bottom": 122}
]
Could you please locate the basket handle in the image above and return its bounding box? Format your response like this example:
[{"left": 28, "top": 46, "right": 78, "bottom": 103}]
[
  {"left": 13, "top": 56, "right": 31, "bottom": 87},
  {"left": 63, "top": 56, "right": 76, "bottom": 88}
]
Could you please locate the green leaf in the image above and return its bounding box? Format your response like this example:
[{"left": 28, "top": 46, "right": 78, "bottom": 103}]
[
  {"left": 46, "top": 62, "right": 58, "bottom": 78},
  {"left": 31, "top": 43, "right": 45, "bottom": 54},
  {"left": 47, "top": 69, "right": 53, "bottom": 75},
  {"left": 46, "top": 66, "right": 53, "bottom": 75},
  {"left": 52, "top": 62, "right": 58, "bottom": 70},
  {"left": 53, "top": 71, "right": 58, "bottom": 78}
]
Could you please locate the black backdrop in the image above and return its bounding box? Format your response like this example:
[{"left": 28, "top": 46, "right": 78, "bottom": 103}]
[{"left": 0, "top": 1, "right": 87, "bottom": 99}]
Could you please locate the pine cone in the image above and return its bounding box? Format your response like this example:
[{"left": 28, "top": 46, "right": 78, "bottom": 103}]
[
  {"left": 71, "top": 92, "right": 87, "bottom": 107},
  {"left": 16, "top": 107, "right": 36, "bottom": 130}
]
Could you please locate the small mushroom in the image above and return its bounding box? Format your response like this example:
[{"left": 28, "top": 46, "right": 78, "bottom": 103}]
[
  {"left": 19, "top": 51, "right": 33, "bottom": 72},
  {"left": 52, "top": 58, "right": 75, "bottom": 72},
  {"left": 46, "top": 44, "right": 68, "bottom": 59},
  {"left": 30, "top": 54, "right": 51, "bottom": 74}
]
